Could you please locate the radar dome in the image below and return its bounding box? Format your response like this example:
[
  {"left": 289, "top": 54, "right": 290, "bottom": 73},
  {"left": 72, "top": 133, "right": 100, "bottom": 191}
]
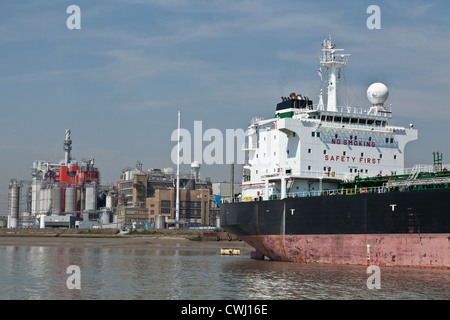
[{"left": 367, "top": 83, "right": 389, "bottom": 105}]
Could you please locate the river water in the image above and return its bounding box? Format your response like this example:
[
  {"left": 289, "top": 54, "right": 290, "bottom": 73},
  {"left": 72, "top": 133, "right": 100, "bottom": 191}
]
[{"left": 0, "top": 238, "right": 448, "bottom": 300}]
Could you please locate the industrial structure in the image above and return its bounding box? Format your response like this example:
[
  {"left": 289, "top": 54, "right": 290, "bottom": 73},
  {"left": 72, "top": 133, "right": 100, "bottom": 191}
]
[
  {"left": 117, "top": 161, "right": 220, "bottom": 229},
  {"left": 6, "top": 129, "right": 118, "bottom": 229},
  {"left": 4, "top": 130, "right": 237, "bottom": 230}
]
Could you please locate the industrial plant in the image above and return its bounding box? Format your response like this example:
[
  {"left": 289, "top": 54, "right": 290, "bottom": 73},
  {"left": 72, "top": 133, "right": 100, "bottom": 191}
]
[
  {"left": 5, "top": 129, "right": 117, "bottom": 229},
  {"left": 2, "top": 129, "right": 240, "bottom": 230}
]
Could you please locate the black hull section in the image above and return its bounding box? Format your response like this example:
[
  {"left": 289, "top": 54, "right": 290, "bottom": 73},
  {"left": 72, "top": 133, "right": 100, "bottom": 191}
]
[{"left": 220, "top": 189, "right": 450, "bottom": 236}]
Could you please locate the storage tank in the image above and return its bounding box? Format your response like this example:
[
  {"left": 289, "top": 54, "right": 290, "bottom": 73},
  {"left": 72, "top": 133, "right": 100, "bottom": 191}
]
[
  {"left": 31, "top": 178, "right": 41, "bottom": 215},
  {"left": 45, "top": 188, "right": 51, "bottom": 214},
  {"left": 39, "top": 189, "right": 45, "bottom": 214},
  {"left": 40, "top": 214, "right": 46, "bottom": 229},
  {"left": 65, "top": 187, "right": 76, "bottom": 214},
  {"left": 42, "top": 188, "right": 51, "bottom": 215},
  {"left": 39, "top": 188, "right": 48, "bottom": 214},
  {"left": 8, "top": 179, "right": 20, "bottom": 228},
  {"left": 106, "top": 194, "right": 113, "bottom": 209},
  {"left": 99, "top": 208, "right": 110, "bottom": 225},
  {"left": 155, "top": 215, "right": 166, "bottom": 229},
  {"left": 85, "top": 186, "right": 97, "bottom": 211},
  {"left": 52, "top": 187, "right": 63, "bottom": 215},
  {"left": 21, "top": 212, "right": 32, "bottom": 228},
  {"left": 216, "top": 217, "right": 221, "bottom": 229}
]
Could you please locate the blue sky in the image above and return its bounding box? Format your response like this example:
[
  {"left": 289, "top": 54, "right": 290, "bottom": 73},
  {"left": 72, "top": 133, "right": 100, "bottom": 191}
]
[{"left": 1, "top": 0, "right": 449, "bottom": 213}]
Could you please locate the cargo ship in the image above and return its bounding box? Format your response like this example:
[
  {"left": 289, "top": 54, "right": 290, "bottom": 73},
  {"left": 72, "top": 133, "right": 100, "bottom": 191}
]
[{"left": 219, "top": 36, "right": 450, "bottom": 269}]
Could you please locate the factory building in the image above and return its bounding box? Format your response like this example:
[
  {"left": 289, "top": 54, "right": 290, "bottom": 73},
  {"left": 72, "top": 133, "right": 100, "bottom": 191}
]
[
  {"left": 117, "top": 162, "right": 216, "bottom": 229},
  {"left": 6, "top": 129, "right": 118, "bottom": 229}
]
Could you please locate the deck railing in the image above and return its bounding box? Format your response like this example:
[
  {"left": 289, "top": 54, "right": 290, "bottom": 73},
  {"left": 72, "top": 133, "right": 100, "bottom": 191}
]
[{"left": 223, "top": 182, "right": 450, "bottom": 204}]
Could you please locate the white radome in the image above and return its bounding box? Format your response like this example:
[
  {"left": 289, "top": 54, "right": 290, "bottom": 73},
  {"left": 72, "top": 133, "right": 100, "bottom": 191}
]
[{"left": 367, "top": 82, "right": 389, "bottom": 105}]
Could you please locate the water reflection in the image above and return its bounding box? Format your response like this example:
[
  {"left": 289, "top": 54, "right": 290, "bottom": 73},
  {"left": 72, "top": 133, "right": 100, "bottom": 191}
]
[{"left": 0, "top": 243, "right": 448, "bottom": 300}]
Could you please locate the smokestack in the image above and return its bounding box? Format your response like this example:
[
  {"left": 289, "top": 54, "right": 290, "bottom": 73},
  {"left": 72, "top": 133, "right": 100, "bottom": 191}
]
[
  {"left": 231, "top": 164, "right": 234, "bottom": 202},
  {"left": 64, "top": 129, "right": 72, "bottom": 166}
]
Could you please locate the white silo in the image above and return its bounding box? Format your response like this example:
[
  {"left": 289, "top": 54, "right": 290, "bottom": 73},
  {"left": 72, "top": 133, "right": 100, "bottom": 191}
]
[
  {"left": 7, "top": 179, "right": 20, "bottom": 228},
  {"left": 52, "top": 187, "right": 63, "bottom": 215},
  {"left": 65, "top": 187, "right": 76, "bottom": 214},
  {"left": 191, "top": 161, "right": 200, "bottom": 182},
  {"left": 31, "top": 178, "right": 41, "bottom": 216},
  {"left": 106, "top": 193, "right": 113, "bottom": 209},
  {"left": 99, "top": 208, "right": 110, "bottom": 225},
  {"left": 85, "top": 185, "right": 97, "bottom": 211}
]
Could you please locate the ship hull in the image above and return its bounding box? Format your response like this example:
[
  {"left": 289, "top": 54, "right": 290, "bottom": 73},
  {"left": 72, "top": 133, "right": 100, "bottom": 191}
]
[{"left": 220, "top": 189, "right": 450, "bottom": 268}]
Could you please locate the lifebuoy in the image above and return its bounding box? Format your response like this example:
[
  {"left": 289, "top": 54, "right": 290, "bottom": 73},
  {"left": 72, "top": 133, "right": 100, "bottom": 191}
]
[{"left": 361, "top": 188, "right": 367, "bottom": 193}]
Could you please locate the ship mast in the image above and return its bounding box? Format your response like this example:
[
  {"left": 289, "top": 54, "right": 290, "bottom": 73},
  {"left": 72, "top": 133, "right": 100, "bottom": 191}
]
[{"left": 319, "top": 36, "right": 350, "bottom": 112}]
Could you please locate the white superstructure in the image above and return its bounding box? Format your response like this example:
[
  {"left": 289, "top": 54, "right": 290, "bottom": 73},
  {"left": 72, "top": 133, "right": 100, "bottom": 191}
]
[{"left": 241, "top": 36, "right": 418, "bottom": 201}]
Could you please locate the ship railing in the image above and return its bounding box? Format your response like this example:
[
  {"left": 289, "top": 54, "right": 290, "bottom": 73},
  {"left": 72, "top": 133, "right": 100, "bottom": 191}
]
[
  {"left": 318, "top": 121, "right": 394, "bottom": 133},
  {"left": 261, "top": 169, "right": 353, "bottom": 181},
  {"left": 386, "top": 176, "right": 450, "bottom": 188},
  {"left": 226, "top": 186, "right": 392, "bottom": 203},
  {"left": 325, "top": 106, "right": 393, "bottom": 119},
  {"left": 403, "top": 164, "right": 432, "bottom": 175},
  {"left": 403, "top": 164, "right": 450, "bottom": 175},
  {"left": 242, "top": 142, "right": 259, "bottom": 150},
  {"left": 284, "top": 186, "right": 388, "bottom": 198},
  {"left": 251, "top": 117, "right": 264, "bottom": 125}
]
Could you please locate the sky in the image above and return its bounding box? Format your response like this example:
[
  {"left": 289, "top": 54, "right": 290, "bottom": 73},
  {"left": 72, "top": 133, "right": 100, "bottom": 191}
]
[{"left": 1, "top": 0, "right": 449, "bottom": 214}]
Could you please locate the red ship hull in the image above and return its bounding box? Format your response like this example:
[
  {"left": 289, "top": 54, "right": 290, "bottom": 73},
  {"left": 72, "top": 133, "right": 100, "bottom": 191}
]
[{"left": 241, "top": 233, "right": 450, "bottom": 269}]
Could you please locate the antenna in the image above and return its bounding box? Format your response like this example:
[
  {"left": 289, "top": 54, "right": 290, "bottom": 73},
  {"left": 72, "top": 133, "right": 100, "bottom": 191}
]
[
  {"left": 319, "top": 36, "right": 350, "bottom": 111},
  {"left": 176, "top": 110, "right": 181, "bottom": 229}
]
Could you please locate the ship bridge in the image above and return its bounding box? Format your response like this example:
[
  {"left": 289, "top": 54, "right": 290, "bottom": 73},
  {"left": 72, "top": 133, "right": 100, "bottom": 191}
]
[{"left": 241, "top": 36, "right": 418, "bottom": 202}]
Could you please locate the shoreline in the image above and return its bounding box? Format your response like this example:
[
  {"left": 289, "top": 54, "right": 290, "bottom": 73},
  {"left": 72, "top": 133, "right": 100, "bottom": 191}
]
[
  {"left": 0, "top": 235, "right": 191, "bottom": 248},
  {"left": 0, "top": 229, "right": 250, "bottom": 251}
]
